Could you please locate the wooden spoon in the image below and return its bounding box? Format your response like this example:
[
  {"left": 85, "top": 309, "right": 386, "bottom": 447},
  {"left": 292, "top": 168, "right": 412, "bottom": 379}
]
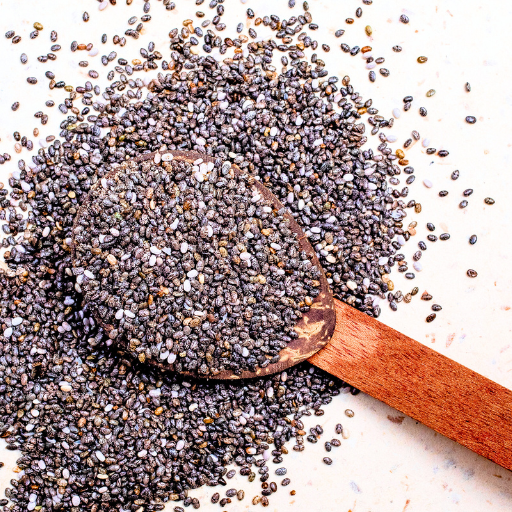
[{"left": 75, "top": 150, "right": 512, "bottom": 471}]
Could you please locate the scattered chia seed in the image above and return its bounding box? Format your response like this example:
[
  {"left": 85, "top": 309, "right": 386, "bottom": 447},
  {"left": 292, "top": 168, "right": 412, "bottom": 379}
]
[
  {"left": 0, "top": 1, "right": 494, "bottom": 509},
  {"left": 465, "top": 116, "right": 477, "bottom": 124},
  {"left": 467, "top": 269, "right": 478, "bottom": 277}
]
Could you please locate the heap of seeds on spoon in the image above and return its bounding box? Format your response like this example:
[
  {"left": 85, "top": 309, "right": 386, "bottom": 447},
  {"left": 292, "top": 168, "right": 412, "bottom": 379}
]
[
  {"left": 72, "top": 154, "right": 321, "bottom": 376},
  {"left": 0, "top": 0, "right": 494, "bottom": 510}
]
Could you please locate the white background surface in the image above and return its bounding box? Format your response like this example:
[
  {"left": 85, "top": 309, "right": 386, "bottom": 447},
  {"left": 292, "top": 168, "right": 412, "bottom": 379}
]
[{"left": 0, "top": 0, "right": 511, "bottom": 510}]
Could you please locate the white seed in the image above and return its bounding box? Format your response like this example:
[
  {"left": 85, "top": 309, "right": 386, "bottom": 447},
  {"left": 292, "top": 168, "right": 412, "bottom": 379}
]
[
  {"left": 413, "top": 262, "right": 423, "bottom": 272},
  {"left": 392, "top": 108, "right": 401, "bottom": 119},
  {"left": 12, "top": 317, "right": 23, "bottom": 326},
  {"left": 422, "top": 138, "right": 430, "bottom": 147},
  {"left": 346, "top": 280, "right": 357, "bottom": 291},
  {"left": 183, "top": 280, "right": 191, "bottom": 292},
  {"left": 162, "top": 153, "right": 174, "bottom": 162},
  {"left": 95, "top": 451, "right": 106, "bottom": 462},
  {"left": 423, "top": 179, "right": 433, "bottom": 188}
]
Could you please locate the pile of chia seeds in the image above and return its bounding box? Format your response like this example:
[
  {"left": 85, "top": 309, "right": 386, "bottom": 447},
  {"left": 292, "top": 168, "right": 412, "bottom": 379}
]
[
  {"left": 72, "top": 154, "right": 321, "bottom": 376},
  {"left": 0, "top": 0, "right": 492, "bottom": 510}
]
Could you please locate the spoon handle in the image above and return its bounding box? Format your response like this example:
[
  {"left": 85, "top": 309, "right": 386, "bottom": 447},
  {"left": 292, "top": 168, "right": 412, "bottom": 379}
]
[{"left": 309, "top": 299, "right": 512, "bottom": 471}]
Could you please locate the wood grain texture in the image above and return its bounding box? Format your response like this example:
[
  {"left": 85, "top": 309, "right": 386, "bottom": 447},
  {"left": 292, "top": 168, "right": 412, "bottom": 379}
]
[{"left": 309, "top": 299, "right": 512, "bottom": 471}]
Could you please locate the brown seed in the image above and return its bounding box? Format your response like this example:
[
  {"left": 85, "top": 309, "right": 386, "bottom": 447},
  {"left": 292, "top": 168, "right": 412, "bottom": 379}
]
[
  {"left": 362, "top": 46, "right": 372, "bottom": 53},
  {"left": 467, "top": 269, "right": 478, "bottom": 278},
  {"left": 346, "top": 18, "right": 354, "bottom": 24},
  {"left": 417, "top": 56, "right": 428, "bottom": 63},
  {"left": 365, "top": 26, "right": 372, "bottom": 36}
]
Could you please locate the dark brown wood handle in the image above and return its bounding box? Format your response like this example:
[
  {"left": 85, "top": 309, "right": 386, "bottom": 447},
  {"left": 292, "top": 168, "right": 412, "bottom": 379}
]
[{"left": 309, "top": 299, "right": 512, "bottom": 470}]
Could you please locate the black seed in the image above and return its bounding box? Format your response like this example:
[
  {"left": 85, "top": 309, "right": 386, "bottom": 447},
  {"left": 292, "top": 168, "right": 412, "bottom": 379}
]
[
  {"left": 467, "top": 269, "right": 478, "bottom": 278},
  {"left": 438, "top": 190, "right": 448, "bottom": 197},
  {"left": 484, "top": 197, "right": 495, "bottom": 205},
  {"left": 399, "top": 14, "right": 409, "bottom": 23},
  {"left": 465, "top": 116, "right": 476, "bottom": 124},
  {"left": 323, "top": 457, "right": 333, "bottom": 465},
  {"left": 459, "top": 200, "right": 468, "bottom": 208},
  {"left": 439, "top": 233, "right": 450, "bottom": 241},
  {"left": 431, "top": 304, "right": 442, "bottom": 311},
  {"left": 426, "top": 313, "right": 436, "bottom": 323}
]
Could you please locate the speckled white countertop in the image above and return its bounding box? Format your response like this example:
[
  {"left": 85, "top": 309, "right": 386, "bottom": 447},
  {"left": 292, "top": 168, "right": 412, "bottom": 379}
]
[{"left": 0, "top": 0, "right": 510, "bottom": 510}]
